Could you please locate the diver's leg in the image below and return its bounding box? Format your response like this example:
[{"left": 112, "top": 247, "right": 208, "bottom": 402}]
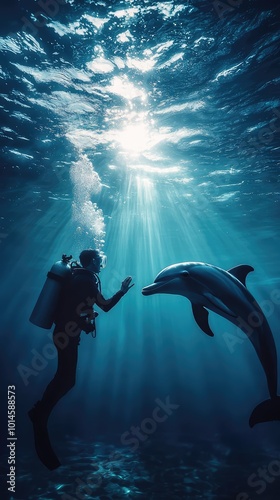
[
  {"left": 29, "top": 328, "right": 79, "bottom": 423},
  {"left": 41, "top": 341, "right": 78, "bottom": 412}
]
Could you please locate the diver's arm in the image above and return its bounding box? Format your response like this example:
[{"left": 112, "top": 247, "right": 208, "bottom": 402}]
[
  {"left": 95, "top": 290, "right": 124, "bottom": 312},
  {"left": 96, "top": 277, "right": 134, "bottom": 312}
]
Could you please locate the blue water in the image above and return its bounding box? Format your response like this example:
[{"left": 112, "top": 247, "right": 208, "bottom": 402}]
[{"left": 1, "top": 0, "right": 280, "bottom": 498}]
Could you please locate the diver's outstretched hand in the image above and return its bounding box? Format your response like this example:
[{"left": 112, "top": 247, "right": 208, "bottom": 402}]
[{"left": 121, "top": 276, "right": 134, "bottom": 294}]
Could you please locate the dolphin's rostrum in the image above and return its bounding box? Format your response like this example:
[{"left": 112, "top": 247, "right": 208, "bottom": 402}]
[{"left": 142, "top": 262, "right": 280, "bottom": 427}]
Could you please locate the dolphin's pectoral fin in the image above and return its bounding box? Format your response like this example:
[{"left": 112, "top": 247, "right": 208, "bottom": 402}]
[
  {"left": 249, "top": 396, "right": 280, "bottom": 427},
  {"left": 227, "top": 265, "right": 254, "bottom": 287},
  {"left": 203, "top": 293, "right": 236, "bottom": 317},
  {"left": 192, "top": 304, "right": 214, "bottom": 337}
]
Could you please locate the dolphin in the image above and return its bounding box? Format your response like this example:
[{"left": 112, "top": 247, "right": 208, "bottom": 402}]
[{"left": 142, "top": 262, "right": 280, "bottom": 427}]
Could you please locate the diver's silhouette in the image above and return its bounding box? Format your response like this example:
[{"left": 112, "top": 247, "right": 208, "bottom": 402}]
[{"left": 29, "top": 249, "right": 133, "bottom": 469}]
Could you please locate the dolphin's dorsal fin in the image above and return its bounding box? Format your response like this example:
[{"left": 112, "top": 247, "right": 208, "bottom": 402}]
[
  {"left": 192, "top": 304, "right": 214, "bottom": 337},
  {"left": 227, "top": 265, "right": 254, "bottom": 287}
]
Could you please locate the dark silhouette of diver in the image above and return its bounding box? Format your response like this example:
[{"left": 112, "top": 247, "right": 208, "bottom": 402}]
[{"left": 28, "top": 249, "right": 133, "bottom": 468}]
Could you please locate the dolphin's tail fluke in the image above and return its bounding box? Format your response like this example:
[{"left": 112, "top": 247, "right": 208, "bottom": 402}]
[{"left": 249, "top": 397, "right": 280, "bottom": 427}]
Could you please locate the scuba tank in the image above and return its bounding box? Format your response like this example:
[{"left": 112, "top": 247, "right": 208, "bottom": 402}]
[{"left": 29, "top": 255, "right": 73, "bottom": 329}]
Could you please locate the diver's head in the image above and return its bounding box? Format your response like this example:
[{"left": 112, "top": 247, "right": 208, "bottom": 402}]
[{"left": 79, "top": 249, "right": 106, "bottom": 273}]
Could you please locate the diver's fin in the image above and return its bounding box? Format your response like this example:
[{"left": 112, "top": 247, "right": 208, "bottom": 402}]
[
  {"left": 227, "top": 265, "right": 254, "bottom": 287},
  {"left": 192, "top": 304, "right": 214, "bottom": 337},
  {"left": 249, "top": 396, "right": 280, "bottom": 428},
  {"left": 32, "top": 422, "right": 61, "bottom": 470},
  {"left": 203, "top": 293, "right": 235, "bottom": 317},
  {"left": 29, "top": 405, "right": 61, "bottom": 470}
]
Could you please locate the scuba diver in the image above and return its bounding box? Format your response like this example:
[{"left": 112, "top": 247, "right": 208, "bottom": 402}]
[{"left": 28, "top": 249, "right": 133, "bottom": 469}]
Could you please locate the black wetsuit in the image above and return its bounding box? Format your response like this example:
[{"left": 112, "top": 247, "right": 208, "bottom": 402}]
[{"left": 39, "top": 268, "right": 124, "bottom": 422}]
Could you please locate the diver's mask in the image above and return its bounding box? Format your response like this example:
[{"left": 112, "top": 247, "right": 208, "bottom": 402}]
[{"left": 100, "top": 253, "right": 107, "bottom": 269}]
